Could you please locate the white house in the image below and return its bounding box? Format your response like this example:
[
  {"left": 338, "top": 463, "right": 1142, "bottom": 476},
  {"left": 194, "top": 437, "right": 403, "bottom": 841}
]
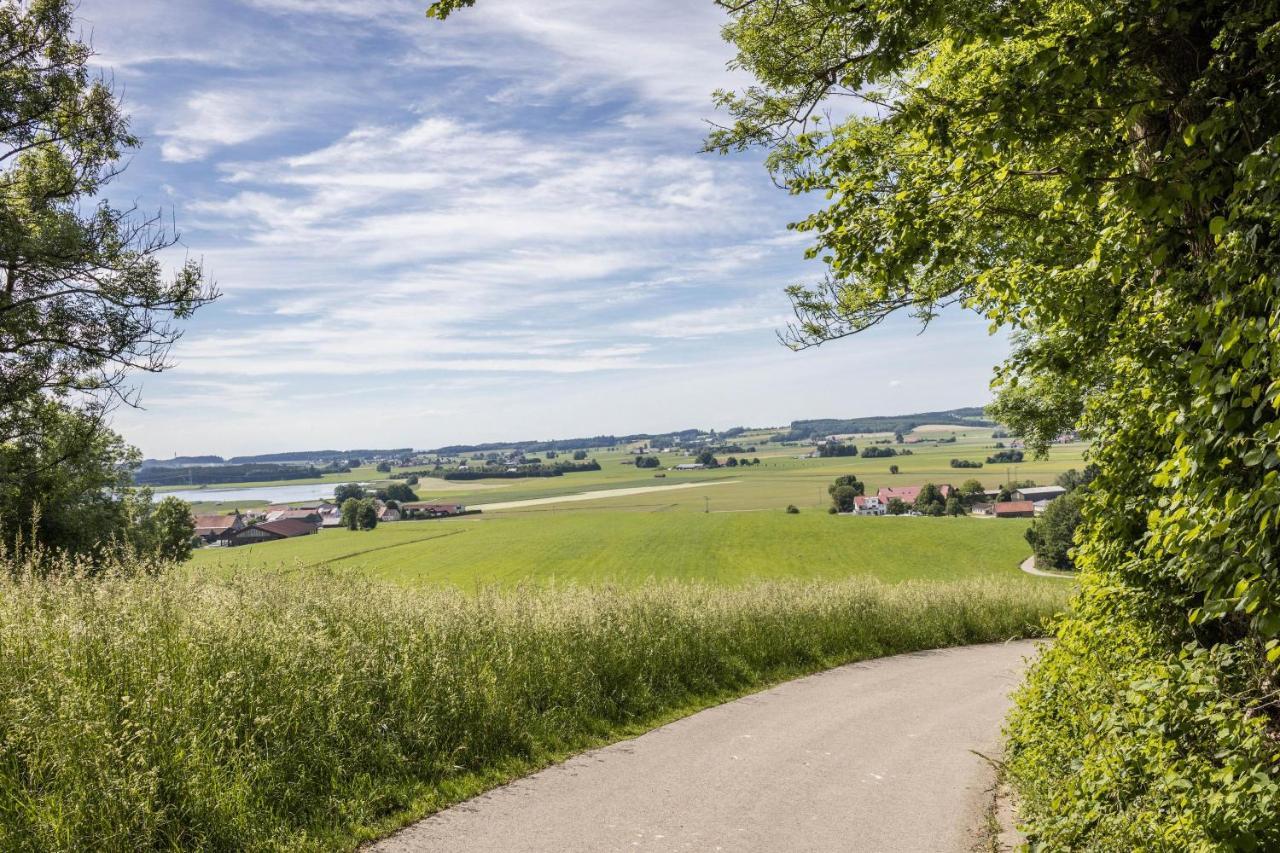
[{"left": 853, "top": 495, "right": 888, "bottom": 516}]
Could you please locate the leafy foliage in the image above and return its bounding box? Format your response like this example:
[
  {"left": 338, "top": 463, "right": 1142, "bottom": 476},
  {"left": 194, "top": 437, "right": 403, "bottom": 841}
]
[{"left": 706, "top": 0, "right": 1280, "bottom": 844}]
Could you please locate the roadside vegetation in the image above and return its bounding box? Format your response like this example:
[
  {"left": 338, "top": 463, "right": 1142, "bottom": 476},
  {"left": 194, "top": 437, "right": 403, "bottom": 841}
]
[{"left": 0, "top": 550, "right": 1064, "bottom": 851}]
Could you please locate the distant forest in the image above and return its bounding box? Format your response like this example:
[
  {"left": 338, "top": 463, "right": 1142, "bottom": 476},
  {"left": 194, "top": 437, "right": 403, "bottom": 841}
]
[
  {"left": 134, "top": 463, "right": 340, "bottom": 487},
  {"left": 777, "top": 408, "right": 993, "bottom": 441}
]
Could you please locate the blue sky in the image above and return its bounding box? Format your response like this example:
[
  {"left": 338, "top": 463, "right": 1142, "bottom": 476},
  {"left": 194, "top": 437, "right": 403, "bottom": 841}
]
[{"left": 84, "top": 0, "right": 1010, "bottom": 458}]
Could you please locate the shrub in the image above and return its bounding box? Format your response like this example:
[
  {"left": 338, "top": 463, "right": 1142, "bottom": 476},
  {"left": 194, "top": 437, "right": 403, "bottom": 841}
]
[
  {"left": 785, "top": 504, "right": 799, "bottom": 514},
  {"left": 1024, "top": 491, "right": 1083, "bottom": 571},
  {"left": 949, "top": 459, "right": 983, "bottom": 469}
]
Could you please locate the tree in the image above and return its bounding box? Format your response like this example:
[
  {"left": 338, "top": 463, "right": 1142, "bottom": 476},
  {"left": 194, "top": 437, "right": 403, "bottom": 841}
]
[
  {"left": 1025, "top": 491, "right": 1084, "bottom": 571},
  {"left": 341, "top": 498, "right": 361, "bottom": 531},
  {"left": 888, "top": 464, "right": 898, "bottom": 475},
  {"left": 376, "top": 483, "right": 418, "bottom": 503},
  {"left": 1055, "top": 466, "right": 1098, "bottom": 493},
  {"left": 885, "top": 498, "right": 907, "bottom": 516},
  {"left": 0, "top": 399, "right": 138, "bottom": 556},
  {"left": 137, "top": 496, "right": 197, "bottom": 562},
  {"left": 893, "top": 431, "right": 903, "bottom": 444},
  {"left": 334, "top": 483, "right": 365, "bottom": 505},
  {"left": 827, "top": 474, "right": 864, "bottom": 500},
  {"left": 341, "top": 497, "right": 378, "bottom": 531},
  {"left": 357, "top": 499, "right": 379, "bottom": 531},
  {"left": 406, "top": 474, "right": 419, "bottom": 486},
  {"left": 635, "top": 455, "right": 660, "bottom": 469},
  {"left": 725, "top": 456, "right": 739, "bottom": 467},
  {"left": 944, "top": 496, "right": 965, "bottom": 517},
  {"left": 573, "top": 450, "right": 588, "bottom": 461},
  {"left": 959, "top": 479, "right": 986, "bottom": 499},
  {"left": 376, "top": 461, "right": 392, "bottom": 473},
  {"left": 0, "top": 2, "right": 214, "bottom": 550},
  {"left": 913, "top": 484, "right": 946, "bottom": 517},
  {"left": 695, "top": 449, "right": 717, "bottom": 467},
  {"left": 830, "top": 484, "right": 859, "bottom": 513}
]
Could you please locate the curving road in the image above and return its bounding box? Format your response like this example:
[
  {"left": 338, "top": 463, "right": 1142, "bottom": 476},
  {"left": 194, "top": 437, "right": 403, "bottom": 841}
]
[{"left": 371, "top": 641, "right": 1040, "bottom": 853}]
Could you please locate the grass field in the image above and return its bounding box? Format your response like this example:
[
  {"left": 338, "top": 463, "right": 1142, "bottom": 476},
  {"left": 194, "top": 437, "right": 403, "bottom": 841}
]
[
  {"left": 0, "top": 565, "right": 1066, "bottom": 851},
  {"left": 185, "top": 427, "right": 1086, "bottom": 585},
  {"left": 192, "top": 511, "right": 1038, "bottom": 586}
]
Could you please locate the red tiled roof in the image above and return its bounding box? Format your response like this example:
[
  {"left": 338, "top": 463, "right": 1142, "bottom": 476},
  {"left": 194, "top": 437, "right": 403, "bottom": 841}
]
[
  {"left": 876, "top": 484, "right": 952, "bottom": 503},
  {"left": 252, "top": 519, "right": 319, "bottom": 538},
  {"left": 193, "top": 514, "right": 237, "bottom": 532},
  {"left": 994, "top": 501, "right": 1035, "bottom": 515}
]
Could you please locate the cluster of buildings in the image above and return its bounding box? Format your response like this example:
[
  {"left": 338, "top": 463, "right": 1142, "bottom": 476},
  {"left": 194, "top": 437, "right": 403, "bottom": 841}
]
[
  {"left": 193, "top": 499, "right": 469, "bottom": 547},
  {"left": 849, "top": 484, "right": 1069, "bottom": 517}
]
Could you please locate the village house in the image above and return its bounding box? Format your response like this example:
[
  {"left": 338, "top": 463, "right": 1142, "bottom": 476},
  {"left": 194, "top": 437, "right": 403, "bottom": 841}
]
[
  {"left": 193, "top": 511, "right": 245, "bottom": 544},
  {"left": 852, "top": 495, "right": 888, "bottom": 516},
  {"left": 378, "top": 505, "right": 402, "bottom": 523}
]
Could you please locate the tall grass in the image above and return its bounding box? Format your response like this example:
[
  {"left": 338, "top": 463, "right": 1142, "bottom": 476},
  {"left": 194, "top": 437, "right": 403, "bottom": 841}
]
[{"left": 0, "top": 557, "right": 1065, "bottom": 851}]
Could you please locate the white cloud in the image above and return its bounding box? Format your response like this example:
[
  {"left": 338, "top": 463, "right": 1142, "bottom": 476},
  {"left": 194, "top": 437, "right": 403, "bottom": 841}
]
[{"left": 158, "top": 91, "right": 291, "bottom": 162}]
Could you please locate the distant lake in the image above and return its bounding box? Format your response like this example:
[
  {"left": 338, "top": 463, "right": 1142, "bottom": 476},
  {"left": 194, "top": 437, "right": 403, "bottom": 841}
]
[{"left": 155, "top": 482, "right": 363, "bottom": 505}]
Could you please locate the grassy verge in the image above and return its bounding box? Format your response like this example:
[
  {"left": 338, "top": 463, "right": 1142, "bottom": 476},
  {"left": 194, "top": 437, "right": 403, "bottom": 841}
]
[{"left": 0, "top": 566, "right": 1066, "bottom": 851}]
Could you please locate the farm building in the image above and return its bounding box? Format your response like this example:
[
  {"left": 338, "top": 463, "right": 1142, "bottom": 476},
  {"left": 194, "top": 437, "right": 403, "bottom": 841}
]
[
  {"left": 265, "top": 508, "right": 323, "bottom": 523},
  {"left": 378, "top": 505, "right": 402, "bottom": 522},
  {"left": 994, "top": 500, "right": 1036, "bottom": 518},
  {"left": 225, "top": 518, "right": 319, "bottom": 546},
  {"left": 1013, "top": 485, "right": 1068, "bottom": 502},
  {"left": 400, "top": 502, "right": 468, "bottom": 519},
  {"left": 674, "top": 463, "right": 706, "bottom": 470}
]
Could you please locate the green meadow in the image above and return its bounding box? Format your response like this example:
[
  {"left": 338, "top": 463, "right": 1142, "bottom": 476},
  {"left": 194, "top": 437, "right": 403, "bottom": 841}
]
[
  {"left": 188, "top": 426, "right": 1085, "bottom": 586},
  {"left": 191, "top": 511, "right": 1038, "bottom": 586}
]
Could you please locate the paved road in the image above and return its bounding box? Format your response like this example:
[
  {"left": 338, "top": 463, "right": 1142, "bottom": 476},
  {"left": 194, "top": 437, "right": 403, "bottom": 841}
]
[
  {"left": 468, "top": 480, "right": 738, "bottom": 513},
  {"left": 372, "top": 641, "right": 1040, "bottom": 853},
  {"left": 1019, "top": 555, "right": 1076, "bottom": 579}
]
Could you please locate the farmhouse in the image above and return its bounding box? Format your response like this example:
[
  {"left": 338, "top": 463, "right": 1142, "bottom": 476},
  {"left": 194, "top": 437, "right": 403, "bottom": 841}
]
[
  {"left": 378, "top": 505, "right": 401, "bottom": 523},
  {"left": 264, "top": 508, "right": 323, "bottom": 523},
  {"left": 876, "top": 484, "right": 953, "bottom": 504},
  {"left": 852, "top": 495, "right": 888, "bottom": 516},
  {"left": 1013, "top": 485, "right": 1068, "bottom": 502},
  {"left": 194, "top": 511, "right": 245, "bottom": 544},
  {"left": 994, "top": 500, "right": 1036, "bottom": 518},
  {"left": 225, "top": 518, "right": 319, "bottom": 546}
]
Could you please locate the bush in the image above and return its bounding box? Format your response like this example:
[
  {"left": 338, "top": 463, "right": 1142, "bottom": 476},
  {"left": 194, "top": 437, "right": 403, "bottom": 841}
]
[
  {"left": 949, "top": 459, "right": 983, "bottom": 469},
  {"left": 986, "top": 449, "right": 1024, "bottom": 464},
  {"left": 1024, "top": 491, "right": 1083, "bottom": 571},
  {"left": 1006, "top": 578, "right": 1280, "bottom": 850},
  {"left": 785, "top": 504, "right": 799, "bottom": 514},
  {"left": 0, "top": 567, "right": 1062, "bottom": 850},
  {"left": 860, "top": 446, "right": 897, "bottom": 458}
]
